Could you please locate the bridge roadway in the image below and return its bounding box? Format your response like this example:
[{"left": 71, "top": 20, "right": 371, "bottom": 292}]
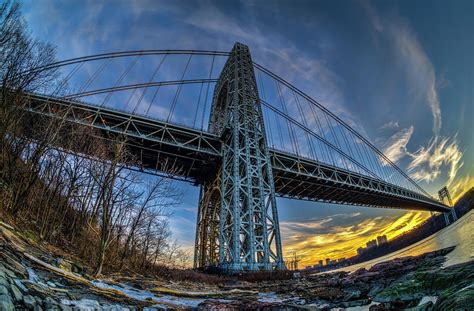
[{"left": 24, "top": 93, "right": 449, "bottom": 213}]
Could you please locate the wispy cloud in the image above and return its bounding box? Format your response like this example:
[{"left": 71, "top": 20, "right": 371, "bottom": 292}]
[
  {"left": 408, "top": 136, "right": 464, "bottom": 184},
  {"left": 362, "top": 2, "right": 465, "bottom": 190},
  {"left": 179, "top": 1, "right": 363, "bottom": 132},
  {"left": 391, "top": 23, "right": 442, "bottom": 136},
  {"left": 380, "top": 121, "right": 400, "bottom": 130},
  {"left": 449, "top": 174, "right": 474, "bottom": 202},
  {"left": 382, "top": 125, "right": 414, "bottom": 163}
]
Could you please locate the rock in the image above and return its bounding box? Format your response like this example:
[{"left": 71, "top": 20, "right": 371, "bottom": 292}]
[
  {"left": 0, "top": 298, "right": 14, "bottom": 311},
  {"left": 198, "top": 298, "right": 299, "bottom": 310},
  {"left": 404, "top": 301, "right": 434, "bottom": 311},
  {"left": 340, "top": 299, "right": 370, "bottom": 308},
  {"left": 14, "top": 279, "right": 28, "bottom": 292},
  {"left": 44, "top": 296, "right": 61, "bottom": 310},
  {"left": 341, "top": 289, "right": 361, "bottom": 301},
  {"left": 0, "top": 285, "right": 9, "bottom": 296},
  {"left": 374, "top": 277, "right": 425, "bottom": 303},
  {"left": 53, "top": 259, "right": 72, "bottom": 273},
  {"left": 23, "top": 295, "right": 37, "bottom": 309},
  {"left": 0, "top": 253, "right": 26, "bottom": 276},
  {"left": 304, "top": 286, "right": 344, "bottom": 301},
  {"left": 9, "top": 284, "right": 23, "bottom": 302},
  {"left": 368, "top": 282, "right": 385, "bottom": 297},
  {"left": 369, "top": 303, "right": 389, "bottom": 311},
  {"left": 59, "top": 304, "right": 72, "bottom": 311},
  {"left": 435, "top": 283, "right": 474, "bottom": 310},
  {"left": 70, "top": 262, "right": 83, "bottom": 275},
  {"left": 1, "top": 267, "right": 16, "bottom": 279},
  {"left": 0, "top": 275, "right": 8, "bottom": 288}
]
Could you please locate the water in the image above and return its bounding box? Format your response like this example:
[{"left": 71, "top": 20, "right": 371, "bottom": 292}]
[{"left": 330, "top": 210, "right": 474, "bottom": 274}]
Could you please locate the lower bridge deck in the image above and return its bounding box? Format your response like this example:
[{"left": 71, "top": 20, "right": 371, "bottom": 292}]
[{"left": 24, "top": 93, "right": 449, "bottom": 212}]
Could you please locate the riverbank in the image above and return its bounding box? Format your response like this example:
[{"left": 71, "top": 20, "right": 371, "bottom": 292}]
[{"left": 1, "top": 220, "right": 473, "bottom": 310}]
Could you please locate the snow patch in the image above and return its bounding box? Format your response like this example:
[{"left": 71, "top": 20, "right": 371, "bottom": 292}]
[
  {"left": 258, "top": 292, "right": 283, "bottom": 303},
  {"left": 91, "top": 280, "right": 207, "bottom": 307},
  {"left": 418, "top": 296, "right": 438, "bottom": 306},
  {"left": 26, "top": 267, "right": 48, "bottom": 287},
  {"left": 61, "top": 298, "right": 131, "bottom": 311}
]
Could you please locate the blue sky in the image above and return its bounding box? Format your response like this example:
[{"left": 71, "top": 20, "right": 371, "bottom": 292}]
[{"left": 22, "top": 0, "right": 473, "bottom": 266}]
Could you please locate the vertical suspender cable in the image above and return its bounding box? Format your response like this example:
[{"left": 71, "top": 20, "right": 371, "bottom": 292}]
[
  {"left": 167, "top": 54, "right": 193, "bottom": 122},
  {"left": 102, "top": 56, "right": 139, "bottom": 108},
  {"left": 201, "top": 55, "right": 215, "bottom": 131},
  {"left": 133, "top": 54, "right": 168, "bottom": 115}
]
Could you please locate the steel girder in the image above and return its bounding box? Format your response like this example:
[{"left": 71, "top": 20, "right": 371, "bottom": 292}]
[
  {"left": 23, "top": 93, "right": 221, "bottom": 183},
  {"left": 270, "top": 149, "right": 449, "bottom": 212},
  {"left": 195, "top": 43, "right": 285, "bottom": 272}
]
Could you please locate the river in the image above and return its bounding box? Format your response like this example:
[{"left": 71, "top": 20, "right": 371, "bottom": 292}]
[{"left": 330, "top": 209, "right": 474, "bottom": 274}]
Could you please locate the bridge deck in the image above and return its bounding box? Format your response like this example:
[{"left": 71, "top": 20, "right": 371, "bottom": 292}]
[{"left": 24, "top": 94, "right": 449, "bottom": 212}]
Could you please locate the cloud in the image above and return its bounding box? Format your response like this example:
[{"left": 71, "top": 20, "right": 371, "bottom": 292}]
[
  {"left": 449, "top": 174, "right": 474, "bottom": 203},
  {"left": 392, "top": 23, "right": 442, "bottom": 135},
  {"left": 407, "top": 136, "right": 464, "bottom": 184},
  {"left": 359, "top": 0, "right": 384, "bottom": 33},
  {"left": 362, "top": 2, "right": 442, "bottom": 136},
  {"left": 380, "top": 121, "right": 400, "bottom": 130},
  {"left": 179, "top": 1, "right": 362, "bottom": 132},
  {"left": 382, "top": 126, "right": 414, "bottom": 163},
  {"left": 281, "top": 210, "right": 429, "bottom": 267},
  {"left": 361, "top": 2, "right": 465, "bottom": 190}
]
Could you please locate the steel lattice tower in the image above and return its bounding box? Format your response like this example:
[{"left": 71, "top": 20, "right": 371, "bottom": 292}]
[{"left": 194, "top": 43, "right": 285, "bottom": 271}]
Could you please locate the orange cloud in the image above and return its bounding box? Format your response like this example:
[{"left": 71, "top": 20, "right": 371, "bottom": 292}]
[
  {"left": 282, "top": 210, "right": 431, "bottom": 268},
  {"left": 449, "top": 174, "right": 474, "bottom": 203}
]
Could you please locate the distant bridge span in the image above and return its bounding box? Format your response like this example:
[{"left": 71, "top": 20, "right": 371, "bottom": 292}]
[{"left": 19, "top": 43, "right": 450, "bottom": 272}]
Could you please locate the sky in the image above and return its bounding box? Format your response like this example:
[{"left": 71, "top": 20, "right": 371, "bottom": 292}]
[{"left": 22, "top": 0, "right": 473, "bottom": 267}]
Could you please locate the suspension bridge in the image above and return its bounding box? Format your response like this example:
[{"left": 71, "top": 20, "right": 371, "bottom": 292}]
[{"left": 19, "top": 43, "right": 450, "bottom": 272}]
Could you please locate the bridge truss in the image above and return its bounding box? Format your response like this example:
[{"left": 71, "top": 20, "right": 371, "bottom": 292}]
[{"left": 18, "top": 43, "right": 450, "bottom": 272}]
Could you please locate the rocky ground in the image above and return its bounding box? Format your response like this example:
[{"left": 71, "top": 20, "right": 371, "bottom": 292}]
[{"left": 0, "top": 221, "right": 473, "bottom": 310}]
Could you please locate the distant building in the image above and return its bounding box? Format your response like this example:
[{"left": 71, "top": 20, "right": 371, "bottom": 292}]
[
  {"left": 377, "top": 235, "right": 388, "bottom": 245},
  {"left": 338, "top": 258, "right": 346, "bottom": 263},
  {"left": 366, "top": 239, "right": 377, "bottom": 249},
  {"left": 326, "top": 258, "right": 331, "bottom": 266},
  {"left": 357, "top": 247, "right": 366, "bottom": 255},
  {"left": 318, "top": 260, "right": 323, "bottom": 267},
  {"left": 331, "top": 260, "right": 337, "bottom": 265}
]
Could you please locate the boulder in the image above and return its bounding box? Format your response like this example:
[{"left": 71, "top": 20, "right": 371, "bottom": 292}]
[
  {"left": 59, "top": 304, "right": 72, "bottom": 311},
  {"left": 341, "top": 289, "right": 362, "bottom": 301},
  {"left": 368, "top": 282, "right": 385, "bottom": 297},
  {"left": 9, "top": 284, "right": 23, "bottom": 302},
  {"left": 0, "top": 285, "right": 9, "bottom": 296},
  {"left": 0, "top": 298, "right": 15, "bottom": 311},
  {"left": 23, "top": 295, "right": 37, "bottom": 309},
  {"left": 369, "top": 303, "right": 389, "bottom": 311},
  {"left": 404, "top": 301, "right": 434, "bottom": 311},
  {"left": 435, "top": 284, "right": 474, "bottom": 310},
  {"left": 340, "top": 299, "right": 370, "bottom": 308}
]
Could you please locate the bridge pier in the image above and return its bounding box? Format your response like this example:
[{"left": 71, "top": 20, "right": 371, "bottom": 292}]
[{"left": 194, "top": 43, "right": 285, "bottom": 272}]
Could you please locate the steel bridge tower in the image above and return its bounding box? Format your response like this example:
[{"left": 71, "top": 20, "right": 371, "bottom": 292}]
[{"left": 194, "top": 43, "right": 285, "bottom": 272}]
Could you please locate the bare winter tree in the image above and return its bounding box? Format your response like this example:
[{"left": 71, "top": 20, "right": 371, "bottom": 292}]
[{"left": 0, "top": 1, "right": 187, "bottom": 276}]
